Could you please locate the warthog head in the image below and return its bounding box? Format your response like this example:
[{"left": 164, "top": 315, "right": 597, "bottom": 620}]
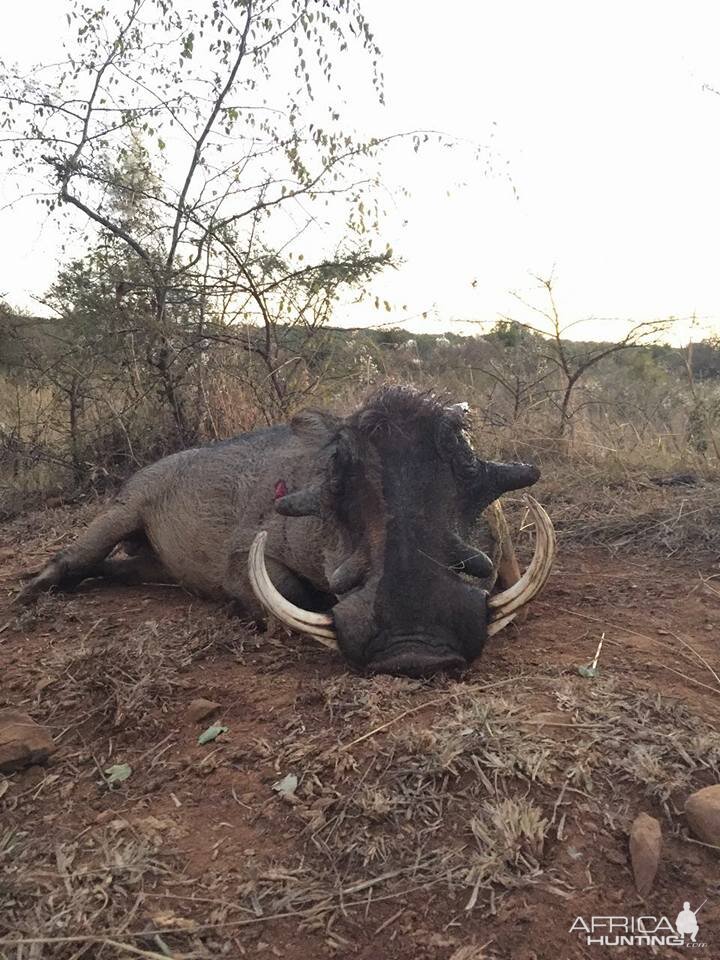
[{"left": 249, "top": 387, "right": 554, "bottom": 676}]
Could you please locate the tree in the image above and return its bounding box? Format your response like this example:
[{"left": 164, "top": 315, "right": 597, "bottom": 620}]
[
  {"left": 1, "top": 249, "right": 148, "bottom": 484},
  {"left": 501, "top": 275, "right": 672, "bottom": 437},
  {"left": 0, "top": 0, "right": 400, "bottom": 436},
  {"left": 471, "top": 320, "right": 553, "bottom": 424}
]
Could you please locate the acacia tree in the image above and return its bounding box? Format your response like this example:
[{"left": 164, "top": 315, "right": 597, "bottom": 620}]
[
  {"left": 470, "top": 320, "right": 553, "bottom": 424},
  {"left": 502, "top": 275, "right": 672, "bottom": 437},
  {"left": 1, "top": 244, "right": 155, "bottom": 485},
  {"left": 0, "top": 0, "right": 399, "bottom": 438}
]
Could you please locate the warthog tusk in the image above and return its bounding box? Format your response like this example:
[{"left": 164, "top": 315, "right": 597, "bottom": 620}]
[
  {"left": 250, "top": 497, "right": 553, "bottom": 650},
  {"left": 248, "top": 532, "right": 339, "bottom": 650},
  {"left": 487, "top": 611, "right": 517, "bottom": 637},
  {"left": 487, "top": 495, "right": 555, "bottom": 634}
]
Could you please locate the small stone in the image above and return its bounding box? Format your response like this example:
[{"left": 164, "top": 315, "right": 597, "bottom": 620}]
[
  {"left": 0, "top": 709, "right": 56, "bottom": 773},
  {"left": 629, "top": 813, "right": 662, "bottom": 896},
  {"left": 685, "top": 784, "right": 720, "bottom": 845},
  {"left": 187, "top": 698, "right": 221, "bottom": 724}
]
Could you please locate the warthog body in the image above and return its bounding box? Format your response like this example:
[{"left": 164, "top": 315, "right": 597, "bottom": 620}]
[{"left": 19, "top": 387, "right": 552, "bottom": 676}]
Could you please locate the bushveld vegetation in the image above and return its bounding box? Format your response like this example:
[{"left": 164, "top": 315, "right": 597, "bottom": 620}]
[
  {"left": 3, "top": 297, "right": 720, "bottom": 536},
  {"left": 2, "top": 0, "right": 720, "bottom": 556}
]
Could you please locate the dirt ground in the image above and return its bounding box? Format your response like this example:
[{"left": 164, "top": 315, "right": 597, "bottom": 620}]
[{"left": 2, "top": 499, "right": 720, "bottom": 960}]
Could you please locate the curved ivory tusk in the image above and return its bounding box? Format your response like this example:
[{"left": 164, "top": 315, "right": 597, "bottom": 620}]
[
  {"left": 248, "top": 532, "right": 339, "bottom": 650},
  {"left": 487, "top": 612, "right": 517, "bottom": 637},
  {"left": 488, "top": 496, "right": 555, "bottom": 627}
]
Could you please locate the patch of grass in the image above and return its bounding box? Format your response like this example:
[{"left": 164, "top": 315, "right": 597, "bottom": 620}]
[
  {"left": 538, "top": 469, "right": 720, "bottom": 559},
  {"left": 576, "top": 679, "right": 720, "bottom": 802},
  {"left": 32, "top": 608, "right": 256, "bottom": 734},
  {"left": 0, "top": 826, "right": 177, "bottom": 956},
  {"left": 275, "top": 673, "right": 720, "bottom": 912},
  {"left": 465, "top": 796, "right": 548, "bottom": 892}
]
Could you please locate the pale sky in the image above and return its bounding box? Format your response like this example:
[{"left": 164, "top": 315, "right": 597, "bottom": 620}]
[{"left": 2, "top": 0, "right": 720, "bottom": 343}]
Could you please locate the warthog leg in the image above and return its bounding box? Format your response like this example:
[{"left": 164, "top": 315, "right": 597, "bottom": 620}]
[
  {"left": 16, "top": 501, "right": 145, "bottom": 603},
  {"left": 96, "top": 552, "right": 170, "bottom": 586}
]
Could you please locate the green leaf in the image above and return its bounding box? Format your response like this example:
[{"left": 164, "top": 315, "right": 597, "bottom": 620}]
[
  {"left": 272, "top": 773, "right": 298, "bottom": 799},
  {"left": 198, "top": 725, "right": 228, "bottom": 745},
  {"left": 578, "top": 664, "right": 599, "bottom": 679},
  {"left": 105, "top": 763, "right": 132, "bottom": 784}
]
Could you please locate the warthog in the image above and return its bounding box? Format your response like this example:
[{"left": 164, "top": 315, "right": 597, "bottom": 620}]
[{"left": 18, "top": 387, "right": 555, "bottom": 676}]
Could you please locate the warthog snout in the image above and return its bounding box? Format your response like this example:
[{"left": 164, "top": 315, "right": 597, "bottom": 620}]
[{"left": 365, "top": 642, "right": 468, "bottom": 678}]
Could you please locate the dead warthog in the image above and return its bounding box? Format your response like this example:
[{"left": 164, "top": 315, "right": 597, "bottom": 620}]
[{"left": 18, "top": 387, "right": 555, "bottom": 676}]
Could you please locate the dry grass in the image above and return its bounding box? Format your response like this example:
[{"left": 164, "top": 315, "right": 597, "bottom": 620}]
[
  {"left": 1, "top": 825, "right": 181, "bottom": 959},
  {"left": 237, "top": 674, "right": 720, "bottom": 918},
  {"left": 562, "top": 679, "right": 720, "bottom": 803},
  {"left": 3, "top": 471, "right": 720, "bottom": 954},
  {"left": 4, "top": 626, "right": 720, "bottom": 956},
  {"left": 5, "top": 362, "right": 720, "bottom": 564},
  {"left": 18, "top": 607, "right": 258, "bottom": 737},
  {"left": 487, "top": 467, "right": 720, "bottom": 562}
]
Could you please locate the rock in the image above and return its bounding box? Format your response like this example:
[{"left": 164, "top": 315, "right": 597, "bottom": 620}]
[
  {"left": 187, "top": 698, "right": 221, "bottom": 724},
  {"left": 685, "top": 784, "right": 720, "bottom": 845},
  {"left": 0, "top": 708, "right": 56, "bottom": 773},
  {"left": 629, "top": 813, "right": 662, "bottom": 896}
]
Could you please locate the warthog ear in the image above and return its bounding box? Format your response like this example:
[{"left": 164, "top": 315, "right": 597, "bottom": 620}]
[
  {"left": 469, "top": 459, "right": 540, "bottom": 509},
  {"left": 291, "top": 409, "right": 342, "bottom": 447},
  {"left": 486, "top": 460, "right": 540, "bottom": 494},
  {"left": 275, "top": 486, "right": 322, "bottom": 517}
]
